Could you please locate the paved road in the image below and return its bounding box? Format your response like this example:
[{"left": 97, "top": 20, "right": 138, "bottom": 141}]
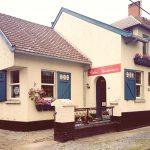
[{"left": 0, "top": 126, "right": 150, "bottom": 150}]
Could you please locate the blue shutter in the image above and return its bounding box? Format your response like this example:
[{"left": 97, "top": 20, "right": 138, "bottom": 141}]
[
  {"left": 0, "top": 70, "right": 6, "bottom": 101},
  {"left": 57, "top": 72, "right": 71, "bottom": 99},
  {"left": 125, "top": 69, "right": 136, "bottom": 100}
]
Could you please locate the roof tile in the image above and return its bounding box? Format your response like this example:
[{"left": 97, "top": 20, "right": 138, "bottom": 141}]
[
  {"left": 112, "top": 16, "right": 150, "bottom": 30},
  {"left": 0, "top": 13, "right": 91, "bottom": 64}
]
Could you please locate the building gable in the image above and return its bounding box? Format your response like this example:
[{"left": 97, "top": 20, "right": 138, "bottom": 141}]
[
  {"left": 52, "top": 7, "right": 133, "bottom": 38},
  {"left": 0, "top": 31, "right": 14, "bottom": 70}
]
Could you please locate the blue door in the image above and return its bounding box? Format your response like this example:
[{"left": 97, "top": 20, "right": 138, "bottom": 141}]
[
  {"left": 124, "top": 69, "right": 136, "bottom": 100},
  {"left": 0, "top": 70, "right": 6, "bottom": 101},
  {"left": 57, "top": 72, "right": 71, "bottom": 99}
]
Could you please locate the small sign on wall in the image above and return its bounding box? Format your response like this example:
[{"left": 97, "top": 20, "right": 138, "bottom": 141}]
[
  {"left": 88, "top": 64, "right": 121, "bottom": 76},
  {"left": 102, "top": 102, "right": 106, "bottom": 106}
]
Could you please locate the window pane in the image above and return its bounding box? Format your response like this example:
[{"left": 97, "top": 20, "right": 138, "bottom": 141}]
[
  {"left": 11, "top": 85, "right": 20, "bottom": 98},
  {"left": 41, "top": 71, "right": 54, "bottom": 84},
  {"left": 136, "top": 72, "right": 141, "bottom": 84},
  {"left": 148, "top": 73, "right": 150, "bottom": 86},
  {"left": 42, "top": 85, "right": 53, "bottom": 97},
  {"left": 11, "top": 71, "right": 19, "bottom": 83},
  {"left": 143, "top": 34, "right": 148, "bottom": 55},
  {"left": 136, "top": 85, "right": 140, "bottom": 97},
  {"left": 143, "top": 43, "right": 147, "bottom": 55}
]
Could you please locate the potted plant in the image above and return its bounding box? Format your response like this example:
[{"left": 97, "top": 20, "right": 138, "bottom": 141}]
[
  {"left": 28, "top": 88, "right": 55, "bottom": 111},
  {"left": 134, "top": 53, "right": 150, "bottom": 67}
]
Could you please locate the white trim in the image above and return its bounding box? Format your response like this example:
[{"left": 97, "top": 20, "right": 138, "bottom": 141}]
[
  {"left": 5, "top": 100, "right": 21, "bottom": 104},
  {"left": 135, "top": 71, "right": 144, "bottom": 99}
]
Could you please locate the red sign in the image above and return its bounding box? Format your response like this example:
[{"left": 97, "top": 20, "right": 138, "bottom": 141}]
[{"left": 88, "top": 64, "right": 121, "bottom": 76}]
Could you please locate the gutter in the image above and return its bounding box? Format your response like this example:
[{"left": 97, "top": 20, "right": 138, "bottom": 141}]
[
  {"left": 123, "top": 34, "right": 150, "bottom": 44},
  {"left": 132, "top": 35, "right": 150, "bottom": 43},
  {"left": 15, "top": 50, "right": 92, "bottom": 66}
]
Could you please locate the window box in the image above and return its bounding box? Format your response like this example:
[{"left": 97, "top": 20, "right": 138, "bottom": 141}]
[
  {"left": 35, "top": 105, "right": 55, "bottom": 111},
  {"left": 134, "top": 53, "right": 150, "bottom": 67},
  {"left": 35, "top": 105, "right": 43, "bottom": 111}
]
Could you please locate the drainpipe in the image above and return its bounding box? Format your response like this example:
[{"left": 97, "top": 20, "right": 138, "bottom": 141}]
[{"left": 83, "top": 70, "right": 87, "bottom": 107}]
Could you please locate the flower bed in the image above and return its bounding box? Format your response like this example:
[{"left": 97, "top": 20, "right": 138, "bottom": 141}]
[
  {"left": 134, "top": 53, "right": 150, "bottom": 67},
  {"left": 28, "top": 88, "right": 55, "bottom": 111}
]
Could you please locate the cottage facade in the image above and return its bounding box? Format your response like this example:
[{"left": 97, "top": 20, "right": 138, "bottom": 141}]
[
  {"left": 0, "top": 13, "right": 91, "bottom": 130},
  {"left": 53, "top": 1, "right": 150, "bottom": 128},
  {"left": 0, "top": 1, "right": 150, "bottom": 131}
]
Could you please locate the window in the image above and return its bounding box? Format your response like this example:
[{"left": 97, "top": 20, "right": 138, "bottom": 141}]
[
  {"left": 148, "top": 73, "right": 150, "bottom": 86},
  {"left": 135, "top": 71, "right": 143, "bottom": 98},
  {"left": 41, "top": 70, "right": 55, "bottom": 97},
  {"left": 143, "top": 34, "right": 149, "bottom": 55},
  {"left": 125, "top": 69, "right": 144, "bottom": 100},
  {"left": 10, "top": 70, "right": 20, "bottom": 98}
]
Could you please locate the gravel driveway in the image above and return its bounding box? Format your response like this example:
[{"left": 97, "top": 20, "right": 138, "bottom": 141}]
[{"left": 0, "top": 126, "right": 150, "bottom": 150}]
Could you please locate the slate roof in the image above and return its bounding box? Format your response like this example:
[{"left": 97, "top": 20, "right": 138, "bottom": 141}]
[
  {"left": 0, "top": 13, "right": 91, "bottom": 65},
  {"left": 112, "top": 16, "right": 150, "bottom": 31}
]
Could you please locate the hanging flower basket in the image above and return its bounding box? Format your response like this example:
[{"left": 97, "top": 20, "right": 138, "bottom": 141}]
[
  {"left": 134, "top": 53, "right": 150, "bottom": 67},
  {"left": 28, "top": 88, "right": 55, "bottom": 111}
]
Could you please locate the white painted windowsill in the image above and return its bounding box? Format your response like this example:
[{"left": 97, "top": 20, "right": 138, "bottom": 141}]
[
  {"left": 5, "top": 99, "right": 21, "bottom": 104},
  {"left": 134, "top": 99, "right": 145, "bottom": 103},
  {"left": 110, "top": 102, "right": 118, "bottom": 105}
]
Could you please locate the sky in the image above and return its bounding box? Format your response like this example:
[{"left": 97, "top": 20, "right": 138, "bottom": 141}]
[{"left": 0, "top": 0, "right": 150, "bottom": 27}]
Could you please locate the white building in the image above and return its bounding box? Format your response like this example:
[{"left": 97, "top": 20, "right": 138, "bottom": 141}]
[
  {"left": 0, "top": 13, "right": 91, "bottom": 131},
  {"left": 53, "top": 1, "right": 150, "bottom": 129}
]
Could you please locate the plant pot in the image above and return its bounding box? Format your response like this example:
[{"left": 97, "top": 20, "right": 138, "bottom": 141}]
[
  {"left": 42, "top": 105, "right": 48, "bottom": 111},
  {"left": 49, "top": 106, "right": 55, "bottom": 111},
  {"left": 134, "top": 57, "right": 150, "bottom": 67},
  {"left": 35, "top": 105, "right": 43, "bottom": 111}
]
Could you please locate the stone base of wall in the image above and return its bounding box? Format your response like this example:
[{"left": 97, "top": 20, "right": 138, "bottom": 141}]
[
  {"left": 75, "top": 121, "right": 119, "bottom": 139},
  {"left": 0, "top": 120, "right": 54, "bottom": 131},
  {"left": 54, "top": 122, "right": 75, "bottom": 142},
  {"left": 112, "top": 110, "right": 150, "bottom": 131}
]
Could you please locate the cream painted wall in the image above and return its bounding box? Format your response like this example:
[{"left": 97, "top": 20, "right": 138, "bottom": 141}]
[
  {"left": 121, "top": 27, "right": 150, "bottom": 113},
  {"left": 54, "top": 13, "right": 122, "bottom": 68},
  {"left": 0, "top": 36, "right": 27, "bottom": 121},
  {"left": 0, "top": 36, "right": 14, "bottom": 70},
  {"left": 14, "top": 53, "right": 85, "bottom": 121},
  {"left": 54, "top": 12, "right": 122, "bottom": 116},
  {"left": 85, "top": 72, "right": 122, "bottom": 116},
  {"left": 0, "top": 68, "right": 28, "bottom": 121}
]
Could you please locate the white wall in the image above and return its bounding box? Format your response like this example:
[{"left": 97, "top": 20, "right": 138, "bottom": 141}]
[
  {"left": 14, "top": 53, "right": 85, "bottom": 121},
  {"left": 54, "top": 12, "right": 122, "bottom": 116},
  {"left": 0, "top": 36, "right": 14, "bottom": 70},
  {"left": 0, "top": 68, "right": 28, "bottom": 121},
  {"left": 85, "top": 72, "right": 122, "bottom": 116},
  {"left": 54, "top": 13, "right": 122, "bottom": 68},
  {"left": 121, "top": 27, "right": 150, "bottom": 113}
]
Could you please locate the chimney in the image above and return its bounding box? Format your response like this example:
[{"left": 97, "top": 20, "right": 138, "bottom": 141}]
[{"left": 128, "top": 1, "right": 141, "bottom": 17}]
